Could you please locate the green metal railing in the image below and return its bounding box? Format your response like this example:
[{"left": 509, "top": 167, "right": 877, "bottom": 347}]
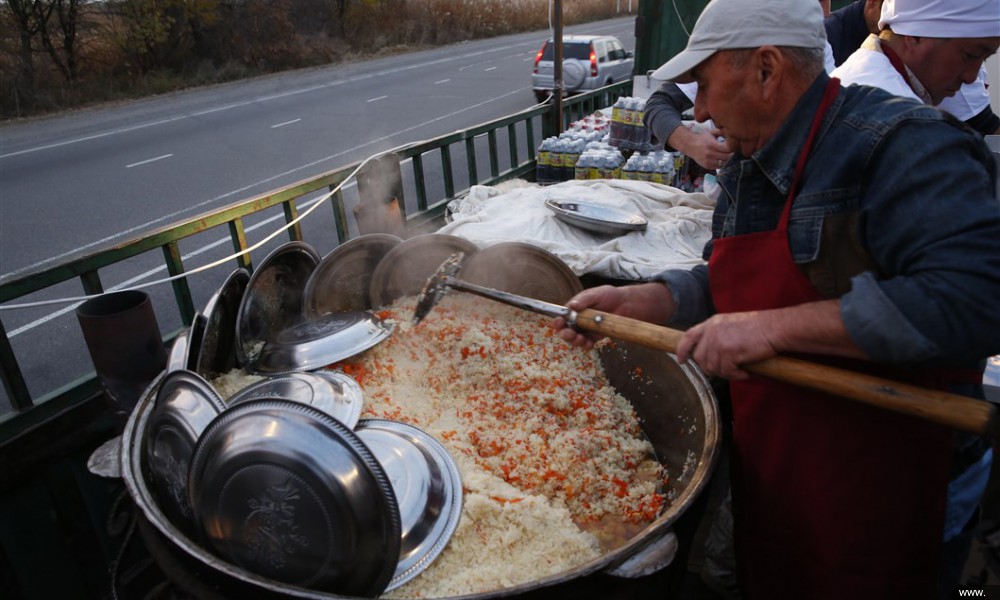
[{"left": 0, "top": 81, "right": 630, "bottom": 441}]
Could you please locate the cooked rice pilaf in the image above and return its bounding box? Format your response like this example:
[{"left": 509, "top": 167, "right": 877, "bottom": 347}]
[{"left": 333, "top": 294, "right": 668, "bottom": 598}]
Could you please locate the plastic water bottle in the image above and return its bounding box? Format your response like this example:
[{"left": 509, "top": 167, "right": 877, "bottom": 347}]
[
  {"left": 639, "top": 155, "right": 654, "bottom": 181},
  {"left": 536, "top": 138, "right": 552, "bottom": 183},
  {"left": 621, "top": 98, "right": 635, "bottom": 145},
  {"left": 610, "top": 97, "right": 626, "bottom": 144},
  {"left": 569, "top": 138, "right": 587, "bottom": 176},
  {"left": 549, "top": 139, "right": 564, "bottom": 182},
  {"left": 622, "top": 155, "right": 637, "bottom": 180},
  {"left": 575, "top": 153, "right": 590, "bottom": 180}
]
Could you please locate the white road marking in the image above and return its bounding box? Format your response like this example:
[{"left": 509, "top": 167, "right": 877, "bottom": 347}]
[
  {"left": 0, "top": 41, "right": 534, "bottom": 159},
  {"left": 484, "top": 67, "right": 497, "bottom": 72},
  {"left": 434, "top": 79, "right": 451, "bottom": 84},
  {"left": 0, "top": 20, "right": 632, "bottom": 158},
  {"left": 2, "top": 87, "right": 526, "bottom": 335},
  {"left": 125, "top": 154, "right": 173, "bottom": 168},
  {"left": 366, "top": 95, "right": 388, "bottom": 103},
  {"left": 271, "top": 118, "right": 301, "bottom": 128}
]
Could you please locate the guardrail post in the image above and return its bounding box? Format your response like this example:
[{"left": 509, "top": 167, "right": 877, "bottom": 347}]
[{"left": 0, "top": 320, "right": 32, "bottom": 410}]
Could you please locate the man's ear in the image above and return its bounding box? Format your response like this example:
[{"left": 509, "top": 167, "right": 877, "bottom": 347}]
[{"left": 756, "top": 46, "right": 783, "bottom": 98}]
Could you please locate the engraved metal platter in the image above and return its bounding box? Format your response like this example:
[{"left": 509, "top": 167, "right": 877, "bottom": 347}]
[
  {"left": 460, "top": 241, "right": 583, "bottom": 305},
  {"left": 355, "top": 419, "right": 463, "bottom": 591},
  {"left": 195, "top": 268, "right": 249, "bottom": 378},
  {"left": 144, "top": 369, "right": 226, "bottom": 535},
  {"left": 545, "top": 199, "right": 648, "bottom": 235},
  {"left": 235, "top": 242, "right": 320, "bottom": 366},
  {"left": 226, "top": 370, "right": 364, "bottom": 428},
  {"left": 249, "top": 311, "right": 394, "bottom": 375},
  {"left": 303, "top": 234, "right": 402, "bottom": 317},
  {"left": 369, "top": 233, "right": 479, "bottom": 308},
  {"left": 187, "top": 399, "right": 401, "bottom": 597}
]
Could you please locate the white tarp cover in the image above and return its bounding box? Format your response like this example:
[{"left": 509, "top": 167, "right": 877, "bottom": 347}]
[{"left": 437, "top": 179, "right": 714, "bottom": 281}]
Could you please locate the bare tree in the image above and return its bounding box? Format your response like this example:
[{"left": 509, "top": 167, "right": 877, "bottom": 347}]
[
  {"left": 4, "top": 0, "right": 46, "bottom": 102},
  {"left": 36, "top": 0, "right": 84, "bottom": 82}
]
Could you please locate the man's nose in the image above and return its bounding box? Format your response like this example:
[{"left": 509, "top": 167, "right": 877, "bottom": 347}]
[
  {"left": 694, "top": 92, "right": 710, "bottom": 123},
  {"left": 961, "top": 63, "right": 981, "bottom": 85}
]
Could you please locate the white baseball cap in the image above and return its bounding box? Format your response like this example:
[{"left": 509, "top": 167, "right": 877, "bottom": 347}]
[
  {"left": 879, "top": 0, "right": 1000, "bottom": 39},
  {"left": 652, "top": 0, "right": 827, "bottom": 83}
]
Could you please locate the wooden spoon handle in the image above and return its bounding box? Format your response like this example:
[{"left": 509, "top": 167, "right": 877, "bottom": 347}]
[{"left": 576, "top": 308, "right": 998, "bottom": 437}]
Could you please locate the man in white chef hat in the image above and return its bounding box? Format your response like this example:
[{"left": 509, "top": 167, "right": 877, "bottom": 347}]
[{"left": 832, "top": 0, "right": 1000, "bottom": 107}]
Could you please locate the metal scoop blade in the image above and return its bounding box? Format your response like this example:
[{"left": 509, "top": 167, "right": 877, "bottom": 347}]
[{"left": 413, "top": 253, "right": 576, "bottom": 325}]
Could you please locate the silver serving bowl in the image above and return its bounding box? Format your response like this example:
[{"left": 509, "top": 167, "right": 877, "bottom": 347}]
[
  {"left": 355, "top": 418, "right": 463, "bottom": 591},
  {"left": 187, "top": 399, "right": 402, "bottom": 597},
  {"left": 144, "top": 369, "right": 227, "bottom": 534},
  {"left": 227, "top": 370, "right": 364, "bottom": 429},
  {"left": 249, "top": 311, "right": 394, "bottom": 375},
  {"left": 236, "top": 241, "right": 321, "bottom": 365}
]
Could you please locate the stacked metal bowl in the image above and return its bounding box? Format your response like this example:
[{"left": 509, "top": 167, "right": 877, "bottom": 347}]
[{"left": 134, "top": 239, "right": 464, "bottom": 597}]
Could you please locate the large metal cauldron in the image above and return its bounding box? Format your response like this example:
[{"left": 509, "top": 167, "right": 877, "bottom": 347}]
[{"left": 121, "top": 340, "right": 720, "bottom": 600}]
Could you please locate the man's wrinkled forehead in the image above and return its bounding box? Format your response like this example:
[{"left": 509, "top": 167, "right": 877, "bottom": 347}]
[{"left": 690, "top": 52, "right": 725, "bottom": 83}]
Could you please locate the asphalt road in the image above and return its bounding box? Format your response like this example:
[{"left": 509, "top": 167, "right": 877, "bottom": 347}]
[{"left": 0, "top": 16, "right": 637, "bottom": 410}]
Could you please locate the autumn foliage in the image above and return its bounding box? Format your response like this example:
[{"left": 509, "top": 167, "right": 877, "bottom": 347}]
[{"left": 0, "top": 0, "right": 623, "bottom": 120}]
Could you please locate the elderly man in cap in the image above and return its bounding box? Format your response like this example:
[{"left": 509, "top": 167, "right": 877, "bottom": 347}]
[{"left": 551, "top": 0, "right": 1000, "bottom": 597}]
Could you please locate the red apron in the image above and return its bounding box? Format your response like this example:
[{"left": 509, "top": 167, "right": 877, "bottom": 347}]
[{"left": 708, "top": 78, "right": 952, "bottom": 599}]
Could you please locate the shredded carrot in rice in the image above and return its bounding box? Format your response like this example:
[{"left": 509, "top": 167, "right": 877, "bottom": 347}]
[{"left": 328, "top": 294, "right": 669, "bottom": 597}]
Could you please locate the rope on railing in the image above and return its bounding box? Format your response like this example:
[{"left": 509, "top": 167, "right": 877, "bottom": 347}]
[{"left": 0, "top": 143, "right": 404, "bottom": 311}]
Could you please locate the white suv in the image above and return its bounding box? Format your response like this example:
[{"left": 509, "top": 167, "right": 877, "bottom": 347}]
[{"left": 531, "top": 35, "right": 634, "bottom": 103}]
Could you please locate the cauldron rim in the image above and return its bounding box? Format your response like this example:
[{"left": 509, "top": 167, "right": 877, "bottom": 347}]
[{"left": 122, "top": 346, "right": 721, "bottom": 599}]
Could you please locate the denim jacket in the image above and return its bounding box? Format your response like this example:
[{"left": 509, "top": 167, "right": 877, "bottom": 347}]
[
  {"left": 658, "top": 73, "right": 1000, "bottom": 371},
  {"left": 656, "top": 73, "right": 1000, "bottom": 540}
]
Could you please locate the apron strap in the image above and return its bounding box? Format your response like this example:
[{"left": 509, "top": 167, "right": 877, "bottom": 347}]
[{"left": 778, "top": 78, "right": 841, "bottom": 230}]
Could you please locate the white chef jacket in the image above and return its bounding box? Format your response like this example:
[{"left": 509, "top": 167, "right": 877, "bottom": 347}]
[
  {"left": 833, "top": 34, "right": 993, "bottom": 122},
  {"left": 831, "top": 35, "right": 924, "bottom": 102}
]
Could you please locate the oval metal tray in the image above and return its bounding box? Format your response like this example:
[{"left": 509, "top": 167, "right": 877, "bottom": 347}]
[
  {"left": 249, "top": 311, "right": 394, "bottom": 375},
  {"left": 166, "top": 329, "right": 190, "bottom": 374},
  {"left": 235, "top": 242, "right": 320, "bottom": 366},
  {"left": 460, "top": 241, "right": 582, "bottom": 305},
  {"left": 545, "top": 199, "right": 648, "bottom": 235},
  {"left": 196, "top": 268, "right": 249, "bottom": 378},
  {"left": 355, "top": 419, "right": 463, "bottom": 591},
  {"left": 369, "top": 234, "right": 479, "bottom": 308},
  {"left": 184, "top": 313, "right": 207, "bottom": 372},
  {"left": 304, "top": 234, "right": 402, "bottom": 317},
  {"left": 144, "top": 370, "right": 227, "bottom": 534},
  {"left": 227, "top": 370, "right": 364, "bottom": 429}
]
